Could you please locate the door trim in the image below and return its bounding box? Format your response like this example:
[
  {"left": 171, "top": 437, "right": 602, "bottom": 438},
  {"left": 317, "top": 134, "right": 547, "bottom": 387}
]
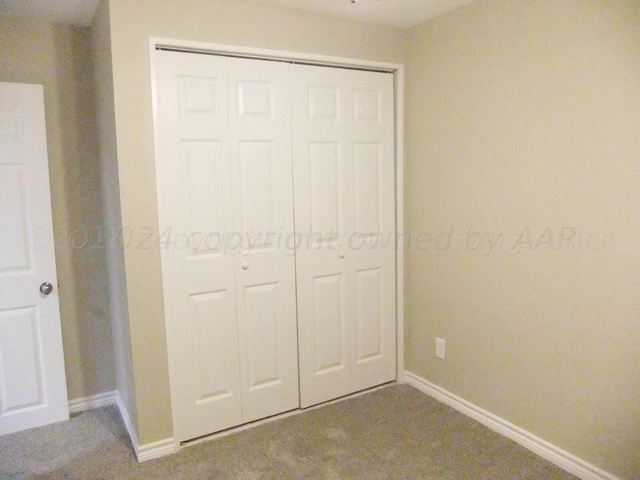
[{"left": 149, "top": 38, "right": 405, "bottom": 452}]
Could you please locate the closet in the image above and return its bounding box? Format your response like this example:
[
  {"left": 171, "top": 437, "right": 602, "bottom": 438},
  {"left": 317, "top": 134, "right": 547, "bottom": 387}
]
[{"left": 153, "top": 49, "right": 396, "bottom": 443}]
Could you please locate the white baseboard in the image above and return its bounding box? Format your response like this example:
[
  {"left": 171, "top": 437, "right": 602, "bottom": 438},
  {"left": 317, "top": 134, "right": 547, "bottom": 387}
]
[
  {"left": 115, "top": 391, "right": 139, "bottom": 453},
  {"left": 404, "top": 371, "right": 621, "bottom": 480},
  {"left": 115, "top": 391, "right": 177, "bottom": 462},
  {"left": 68, "top": 391, "right": 117, "bottom": 414},
  {"left": 137, "top": 438, "right": 178, "bottom": 462}
]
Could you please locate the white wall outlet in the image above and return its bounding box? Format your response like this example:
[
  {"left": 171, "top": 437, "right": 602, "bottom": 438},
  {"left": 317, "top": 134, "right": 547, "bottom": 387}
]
[{"left": 436, "top": 337, "right": 446, "bottom": 360}]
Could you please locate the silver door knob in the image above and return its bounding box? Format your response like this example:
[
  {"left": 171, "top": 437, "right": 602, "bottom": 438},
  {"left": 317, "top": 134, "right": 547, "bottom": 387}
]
[{"left": 40, "top": 282, "right": 53, "bottom": 295}]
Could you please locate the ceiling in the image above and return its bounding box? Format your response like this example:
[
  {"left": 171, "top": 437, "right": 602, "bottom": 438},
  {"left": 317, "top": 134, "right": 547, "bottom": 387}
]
[
  {"left": 0, "top": 0, "right": 477, "bottom": 29},
  {"left": 242, "top": 0, "right": 478, "bottom": 29},
  {"left": 0, "top": 0, "right": 100, "bottom": 27}
]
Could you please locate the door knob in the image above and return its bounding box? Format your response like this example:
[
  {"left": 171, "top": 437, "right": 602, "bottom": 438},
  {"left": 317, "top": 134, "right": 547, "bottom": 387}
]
[
  {"left": 40, "top": 282, "right": 53, "bottom": 295},
  {"left": 339, "top": 251, "right": 346, "bottom": 259},
  {"left": 242, "top": 262, "right": 249, "bottom": 270}
]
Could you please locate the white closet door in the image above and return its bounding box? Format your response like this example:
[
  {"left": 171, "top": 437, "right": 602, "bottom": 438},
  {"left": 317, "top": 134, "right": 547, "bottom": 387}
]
[
  {"left": 155, "top": 51, "right": 300, "bottom": 441},
  {"left": 291, "top": 65, "right": 396, "bottom": 408},
  {"left": 226, "top": 58, "right": 299, "bottom": 423},
  {"left": 155, "top": 51, "right": 242, "bottom": 441}
]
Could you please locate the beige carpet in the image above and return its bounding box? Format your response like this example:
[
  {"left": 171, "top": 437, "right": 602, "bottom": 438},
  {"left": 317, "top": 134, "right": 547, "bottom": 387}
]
[{"left": 0, "top": 384, "right": 578, "bottom": 479}]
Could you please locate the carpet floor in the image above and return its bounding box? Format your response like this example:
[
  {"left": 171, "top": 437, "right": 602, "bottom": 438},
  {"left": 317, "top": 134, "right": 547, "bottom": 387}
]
[{"left": 0, "top": 384, "right": 578, "bottom": 479}]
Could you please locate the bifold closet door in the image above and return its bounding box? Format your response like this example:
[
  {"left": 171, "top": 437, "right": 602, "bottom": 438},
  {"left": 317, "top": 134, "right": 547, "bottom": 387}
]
[
  {"left": 226, "top": 57, "right": 299, "bottom": 424},
  {"left": 155, "top": 51, "right": 299, "bottom": 442},
  {"left": 291, "top": 64, "right": 397, "bottom": 408}
]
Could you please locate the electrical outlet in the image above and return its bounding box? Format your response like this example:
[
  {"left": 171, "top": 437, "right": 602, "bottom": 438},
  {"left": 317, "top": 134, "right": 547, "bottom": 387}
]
[{"left": 436, "top": 337, "right": 445, "bottom": 360}]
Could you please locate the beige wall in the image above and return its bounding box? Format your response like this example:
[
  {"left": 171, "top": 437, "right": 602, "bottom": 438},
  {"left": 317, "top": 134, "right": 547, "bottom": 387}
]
[
  {"left": 0, "top": 17, "right": 115, "bottom": 400},
  {"left": 89, "top": 0, "right": 137, "bottom": 433},
  {"left": 405, "top": 1, "right": 640, "bottom": 478},
  {"left": 107, "top": 0, "right": 405, "bottom": 445},
  {"left": 1, "top": 0, "right": 635, "bottom": 475}
]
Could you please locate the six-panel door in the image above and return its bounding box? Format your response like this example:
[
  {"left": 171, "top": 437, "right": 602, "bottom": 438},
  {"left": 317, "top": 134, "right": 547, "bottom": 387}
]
[
  {"left": 155, "top": 52, "right": 299, "bottom": 441},
  {"left": 154, "top": 51, "right": 397, "bottom": 441},
  {"left": 291, "top": 65, "right": 397, "bottom": 408}
]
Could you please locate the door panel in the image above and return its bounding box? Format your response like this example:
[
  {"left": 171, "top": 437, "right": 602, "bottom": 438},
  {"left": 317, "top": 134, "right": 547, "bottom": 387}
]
[
  {"left": 345, "top": 72, "right": 396, "bottom": 394},
  {"left": 355, "top": 268, "right": 383, "bottom": 362},
  {"left": 353, "top": 142, "right": 382, "bottom": 234},
  {"left": 353, "top": 89, "right": 382, "bottom": 123},
  {"left": 0, "top": 308, "right": 43, "bottom": 410},
  {"left": 243, "top": 282, "right": 279, "bottom": 388},
  {"left": 155, "top": 52, "right": 242, "bottom": 441},
  {"left": 0, "top": 169, "right": 29, "bottom": 270},
  {"left": 0, "top": 83, "right": 68, "bottom": 435},
  {"left": 181, "top": 140, "right": 226, "bottom": 255},
  {"left": 237, "top": 141, "right": 276, "bottom": 242},
  {"left": 312, "top": 274, "right": 348, "bottom": 374},
  {"left": 309, "top": 142, "right": 342, "bottom": 242},
  {"left": 227, "top": 57, "right": 299, "bottom": 424},
  {"left": 292, "top": 65, "right": 396, "bottom": 408},
  {"left": 189, "top": 290, "right": 234, "bottom": 403},
  {"left": 308, "top": 86, "right": 339, "bottom": 121}
]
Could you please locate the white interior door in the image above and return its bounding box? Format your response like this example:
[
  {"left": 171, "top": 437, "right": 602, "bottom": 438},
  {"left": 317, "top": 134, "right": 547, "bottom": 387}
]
[
  {"left": 226, "top": 58, "right": 299, "bottom": 423},
  {"left": 155, "top": 51, "right": 242, "bottom": 441},
  {"left": 155, "top": 50, "right": 398, "bottom": 436},
  {"left": 291, "top": 65, "right": 397, "bottom": 407},
  {"left": 0, "top": 82, "right": 69, "bottom": 435},
  {"left": 154, "top": 52, "right": 299, "bottom": 442}
]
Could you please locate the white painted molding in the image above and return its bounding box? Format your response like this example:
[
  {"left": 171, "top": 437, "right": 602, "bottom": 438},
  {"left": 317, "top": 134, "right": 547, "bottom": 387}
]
[
  {"left": 394, "top": 65, "right": 405, "bottom": 383},
  {"left": 150, "top": 37, "right": 402, "bottom": 72},
  {"left": 68, "top": 391, "right": 116, "bottom": 414},
  {"left": 115, "top": 391, "right": 178, "bottom": 462},
  {"left": 115, "top": 391, "right": 139, "bottom": 457},
  {"left": 68, "top": 390, "right": 177, "bottom": 463},
  {"left": 137, "top": 438, "right": 178, "bottom": 463},
  {"left": 403, "top": 372, "right": 621, "bottom": 480}
]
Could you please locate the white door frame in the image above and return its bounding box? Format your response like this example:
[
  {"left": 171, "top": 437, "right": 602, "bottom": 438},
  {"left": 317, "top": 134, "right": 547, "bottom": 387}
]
[{"left": 149, "top": 37, "right": 405, "bottom": 449}]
